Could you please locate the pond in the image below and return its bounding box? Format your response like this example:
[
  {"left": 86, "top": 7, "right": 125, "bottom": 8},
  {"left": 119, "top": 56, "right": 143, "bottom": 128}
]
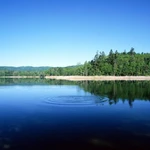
[{"left": 0, "top": 79, "right": 150, "bottom": 150}]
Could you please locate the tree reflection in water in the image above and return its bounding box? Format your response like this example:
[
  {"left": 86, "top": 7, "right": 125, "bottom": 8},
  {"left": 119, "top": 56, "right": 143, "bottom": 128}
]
[
  {"left": 79, "top": 81, "right": 150, "bottom": 107},
  {"left": 0, "top": 78, "right": 150, "bottom": 107}
]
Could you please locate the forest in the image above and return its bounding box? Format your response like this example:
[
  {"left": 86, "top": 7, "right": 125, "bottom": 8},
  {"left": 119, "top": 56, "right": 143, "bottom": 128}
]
[{"left": 0, "top": 48, "right": 150, "bottom": 76}]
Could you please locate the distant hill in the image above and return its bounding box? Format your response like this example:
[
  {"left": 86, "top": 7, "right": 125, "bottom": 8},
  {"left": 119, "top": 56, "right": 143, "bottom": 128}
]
[
  {"left": 0, "top": 66, "right": 51, "bottom": 72},
  {"left": 0, "top": 65, "right": 79, "bottom": 72}
]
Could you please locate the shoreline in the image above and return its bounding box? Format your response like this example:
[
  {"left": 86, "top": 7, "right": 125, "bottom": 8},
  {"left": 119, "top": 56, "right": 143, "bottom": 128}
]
[
  {"left": 0, "top": 76, "right": 39, "bottom": 79},
  {"left": 45, "top": 76, "right": 150, "bottom": 81},
  {"left": 1, "top": 76, "right": 150, "bottom": 81}
]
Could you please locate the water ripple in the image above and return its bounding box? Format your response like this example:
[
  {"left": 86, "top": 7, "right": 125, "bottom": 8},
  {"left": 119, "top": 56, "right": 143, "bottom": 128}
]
[{"left": 43, "top": 96, "right": 108, "bottom": 107}]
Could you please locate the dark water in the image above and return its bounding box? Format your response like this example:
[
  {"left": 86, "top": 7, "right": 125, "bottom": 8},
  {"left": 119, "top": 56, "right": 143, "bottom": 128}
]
[{"left": 0, "top": 79, "right": 150, "bottom": 150}]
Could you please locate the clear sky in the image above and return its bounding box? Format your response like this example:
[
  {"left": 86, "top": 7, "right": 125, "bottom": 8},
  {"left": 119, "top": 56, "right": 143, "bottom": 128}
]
[{"left": 0, "top": 0, "right": 150, "bottom": 67}]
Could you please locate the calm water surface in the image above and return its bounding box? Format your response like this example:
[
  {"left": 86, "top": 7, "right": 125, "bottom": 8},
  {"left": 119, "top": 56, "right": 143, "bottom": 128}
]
[{"left": 0, "top": 79, "right": 150, "bottom": 150}]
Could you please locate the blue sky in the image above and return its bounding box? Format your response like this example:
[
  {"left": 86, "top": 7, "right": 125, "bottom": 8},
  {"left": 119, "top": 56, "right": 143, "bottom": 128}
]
[{"left": 0, "top": 0, "right": 150, "bottom": 67}]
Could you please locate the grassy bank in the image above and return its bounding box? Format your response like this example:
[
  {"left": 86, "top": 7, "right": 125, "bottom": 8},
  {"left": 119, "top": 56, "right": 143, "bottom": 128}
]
[{"left": 0, "top": 76, "right": 39, "bottom": 78}]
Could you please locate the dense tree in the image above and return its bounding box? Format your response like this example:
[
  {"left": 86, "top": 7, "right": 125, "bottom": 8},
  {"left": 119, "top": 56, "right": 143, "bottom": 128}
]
[
  {"left": 0, "top": 48, "right": 150, "bottom": 76},
  {"left": 82, "top": 48, "right": 150, "bottom": 76}
]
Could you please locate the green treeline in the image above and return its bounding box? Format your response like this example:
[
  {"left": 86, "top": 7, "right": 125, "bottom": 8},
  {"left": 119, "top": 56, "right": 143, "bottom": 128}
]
[
  {"left": 0, "top": 48, "right": 150, "bottom": 76},
  {"left": 45, "top": 48, "right": 150, "bottom": 76},
  {"left": 0, "top": 66, "right": 49, "bottom": 77}
]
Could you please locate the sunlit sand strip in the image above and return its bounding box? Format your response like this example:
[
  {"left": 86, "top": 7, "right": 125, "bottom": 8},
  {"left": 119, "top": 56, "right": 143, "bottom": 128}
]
[
  {"left": 45, "top": 76, "right": 150, "bottom": 81},
  {"left": 0, "top": 76, "right": 150, "bottom": 80}
]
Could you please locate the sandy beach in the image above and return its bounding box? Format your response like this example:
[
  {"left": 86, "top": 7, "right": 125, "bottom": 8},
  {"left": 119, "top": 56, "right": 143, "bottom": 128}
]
[
  {"left": 0, "top": 76, "right": 150, "bottom": 81},
  {"left": 45, "top": 76, "right": 150, "bottom": 81}
]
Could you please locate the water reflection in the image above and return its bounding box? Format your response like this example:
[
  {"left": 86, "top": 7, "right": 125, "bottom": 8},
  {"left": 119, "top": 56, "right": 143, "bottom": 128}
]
[
  {"left": 0, "top": 79, "right": 150, "bottom": 107},
  {"left": 79, "top": 81, "right": 150, "bottom": 107},
  {"left": 0, "top": 78, "right": 150, "bottom": 150}
]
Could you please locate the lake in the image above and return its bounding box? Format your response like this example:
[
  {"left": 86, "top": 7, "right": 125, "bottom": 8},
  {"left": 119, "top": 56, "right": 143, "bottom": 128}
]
[{"left": 0, "top": 79, "right": 150, "bottom": 150}]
